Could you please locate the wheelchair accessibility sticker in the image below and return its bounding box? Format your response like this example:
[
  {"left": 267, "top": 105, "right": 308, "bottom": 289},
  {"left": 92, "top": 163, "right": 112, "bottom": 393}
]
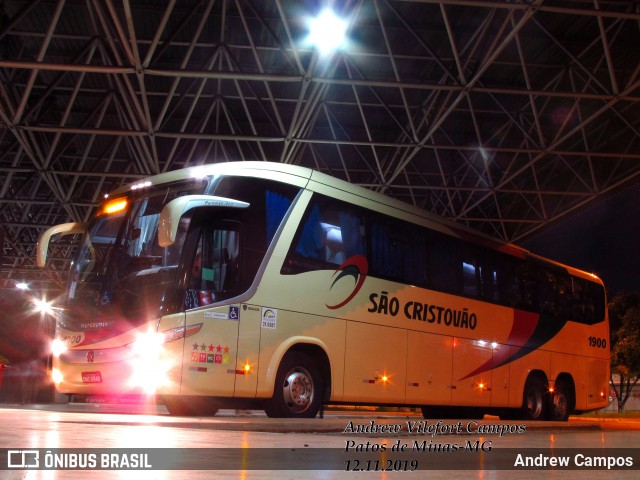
[{"left": 203, "top": 305, "right": 239, "bottom": 320}]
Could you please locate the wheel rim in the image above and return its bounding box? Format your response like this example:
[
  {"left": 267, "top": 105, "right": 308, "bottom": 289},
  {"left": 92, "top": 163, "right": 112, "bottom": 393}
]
[
  {"left": 526, "top": 386, "right": 543, "bottom": 419},
  {"left": 282, "top": 367, "right": 314, "bottom": 414},
  {"left": 553, "top": 391, "right": 568, "bottom": 419}
]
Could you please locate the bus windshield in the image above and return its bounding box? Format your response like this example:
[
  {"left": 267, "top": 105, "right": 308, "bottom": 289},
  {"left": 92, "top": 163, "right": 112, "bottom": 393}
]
[
  {"left": 62, "top": 175, "right": 300, "bottom": 328},
  {"left": 65, "top": 181, "right": 206, "bottom": 322}
]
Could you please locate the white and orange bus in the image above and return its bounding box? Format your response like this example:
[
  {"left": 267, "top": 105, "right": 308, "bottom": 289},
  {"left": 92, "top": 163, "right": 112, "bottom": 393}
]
[{"left": 37, "top": 161, "right": 609, "bottom": 419}]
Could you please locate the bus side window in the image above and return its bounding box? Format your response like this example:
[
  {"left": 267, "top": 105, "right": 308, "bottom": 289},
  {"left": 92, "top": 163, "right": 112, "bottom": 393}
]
[
  {"left": 294, "top": 204, "right": 325, "bottom": 261},
  {"left": 589, "top": 281, "right": 605, "bottom": 324},
  {"left": 572, "top": 277, "right": 600, "bottom": 324},
  {"left": 325, "top": 227, "right": 345, "bottom": 264},
  {"left": 369, "top": 218, "right": 426, "bottom": 287},
  {"left": 285, "top": 195, "right": 366, "bottom": 273},
  {"left": 462, "top": 247, "right": 480, "bottom": 298},
  {"left": 497, "top": 259, "right": 520, "bottom": 307},
  {"left": 554, "top": 274, "right": 573, "bottom": 320},
  {"left": 514, "top": 262, "right": 535, "bottom": 311},
  {"left": 426, "top": 232, "right": 461, "bottom": 293},
  {"left": 479, "top": 263, "right": 499, "bottom": 303},
  {"left": 462, "top": 259, "right": 478, "bottom": 297}
]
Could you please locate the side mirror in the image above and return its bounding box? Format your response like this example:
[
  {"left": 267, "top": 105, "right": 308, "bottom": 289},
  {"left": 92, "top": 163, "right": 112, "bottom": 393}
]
[
  {"left": 37, "top": 222, "right": 87, "bottom": 267},
  {"left": 158, "top": 195, "right": 249, "bottom": 247}
]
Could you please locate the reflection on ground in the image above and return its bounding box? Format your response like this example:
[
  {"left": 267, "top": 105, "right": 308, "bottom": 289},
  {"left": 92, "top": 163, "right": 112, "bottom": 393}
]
[{"left": 0, "top": 404, "right": 638, "bottom": 480}]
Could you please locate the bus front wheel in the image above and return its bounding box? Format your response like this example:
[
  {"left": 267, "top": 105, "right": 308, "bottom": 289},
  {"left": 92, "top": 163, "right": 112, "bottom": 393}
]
[
  {"left": 265, "top": 352, "right": 323, "bottom": 418},
  {"left": 522, "top": 376, "right": 548, "bottom": 421},
  {"left": 163, "top": 396, "right": 219, "bottom": 417}
]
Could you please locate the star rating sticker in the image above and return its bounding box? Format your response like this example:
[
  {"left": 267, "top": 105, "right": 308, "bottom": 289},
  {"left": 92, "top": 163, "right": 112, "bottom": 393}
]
[
  {"left": 216, "top": 345, "right": 222, "bottom": 353},
  {"left": 209, "top": 344, "right": 214, "bottom": 352},
  {"left": 201, "top": 343, "right": 206, "bottom": 351},
  {"left": 224, "top": 345, "right": 229, "bottom": 354},
  {"left": 192, "top": 342, "right": 199, "bottom": 351}
]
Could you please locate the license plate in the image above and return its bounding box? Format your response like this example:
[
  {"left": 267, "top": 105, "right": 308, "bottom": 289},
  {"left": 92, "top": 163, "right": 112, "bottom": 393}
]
[{"left": 81, "top": 371, "right": 102, "bottom": 383}]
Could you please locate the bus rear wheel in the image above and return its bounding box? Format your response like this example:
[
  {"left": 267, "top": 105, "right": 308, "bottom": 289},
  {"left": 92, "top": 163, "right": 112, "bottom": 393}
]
[
  {"left": 264, "top": 352, "right": 323, "bottom": 418},
  {"left": 548, "top": 380, "right": 573, "bottom": 422},
  {"left": 521, "top": 376, "right": 548, "bottom": 420}
]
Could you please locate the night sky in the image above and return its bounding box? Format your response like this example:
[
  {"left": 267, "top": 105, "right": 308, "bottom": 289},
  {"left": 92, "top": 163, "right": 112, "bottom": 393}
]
[{"left": 523, "top": 182, "right": 640, "bottom": 296}]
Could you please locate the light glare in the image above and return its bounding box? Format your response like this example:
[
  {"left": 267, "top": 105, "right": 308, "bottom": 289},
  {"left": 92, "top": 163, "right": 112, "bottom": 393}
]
[
  {"left": 51, "top": 368, "right": 63, "bottom": 385},
  {"left": 128, "top": 329, "right": 172, "bottom": 394},
  {"left": 101, "top": 198, "right": 127, "bottom": 215},
  {"left": 307, "top": 9, "right": 348, "bottom": 56},
  {"left": 33, "top": 297, "right": 55, "bottom": 316},
  {"left": 131, "top": 329, "right": 164, "bottom": 357},
  {"left": 190, "top": 166, "right": 209, "bottom": 180},
  {"left": 51, "top": 338, "right": 68, "bottom": 357}
]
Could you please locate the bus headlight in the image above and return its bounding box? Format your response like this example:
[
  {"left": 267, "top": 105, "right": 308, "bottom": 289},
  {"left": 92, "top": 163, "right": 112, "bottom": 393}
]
[
  {"left": 51, "top": 338, "right": 68, "bottom": 358},
  {"left": 127, "top": 330, "right": 172, "bottom": 394},
  {"left": 51, "top": 368, "right": 63, "bottom": 385},
  {"left": 131, "top": 330, "right": 165, "bottom": 357}
]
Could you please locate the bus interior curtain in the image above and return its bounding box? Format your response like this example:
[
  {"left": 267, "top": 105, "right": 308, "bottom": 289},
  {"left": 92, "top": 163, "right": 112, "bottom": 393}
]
[
  {"left": 295, "top": 203, "right": 323, "bottom": 258},
  {"left": 338, "top": 211, "right": 365, "bottom": 257},
  {"left": 266, "top": 190, "right": 292, "bottom": 246},
  {"left": 370, "top": 221, "right": 426, "bottom": 286},
  {"left": 371, "top": 222, "right": 395, "bottom": 278}
]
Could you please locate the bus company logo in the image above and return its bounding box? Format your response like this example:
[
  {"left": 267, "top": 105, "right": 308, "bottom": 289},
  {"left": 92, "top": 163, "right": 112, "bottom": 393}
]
[{"left": 326, "top": 255, "right": 368, "bottom": 310}]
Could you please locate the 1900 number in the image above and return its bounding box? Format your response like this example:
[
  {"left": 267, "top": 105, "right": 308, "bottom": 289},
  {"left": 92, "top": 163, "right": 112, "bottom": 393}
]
[{"left": 588, "top": 336, "right": 607, "bottom": 348}]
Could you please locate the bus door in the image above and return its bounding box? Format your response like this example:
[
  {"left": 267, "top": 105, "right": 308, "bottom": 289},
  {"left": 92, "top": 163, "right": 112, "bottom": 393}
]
[{"left": 179, "top": 220, "right": 242, "bottom": 396}]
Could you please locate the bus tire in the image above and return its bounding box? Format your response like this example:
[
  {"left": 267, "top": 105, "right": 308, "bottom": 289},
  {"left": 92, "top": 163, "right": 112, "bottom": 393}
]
[
  {"left": 163, "top": 396, "right": 219, "bottom": 417},
  {"left": 521, "top": 376, "right": 548, "bottom": 421},
  {"left": 264, "top": 352, "right": 323, "bottom": 418},
  {"left": 548, "top": 379, "right": 574, "bottom": 422}
]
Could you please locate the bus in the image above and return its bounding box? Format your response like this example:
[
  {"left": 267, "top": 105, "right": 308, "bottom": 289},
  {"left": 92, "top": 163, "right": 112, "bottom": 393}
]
[{"left": 36, "top": 161, "right": 609, "bottom": 420}]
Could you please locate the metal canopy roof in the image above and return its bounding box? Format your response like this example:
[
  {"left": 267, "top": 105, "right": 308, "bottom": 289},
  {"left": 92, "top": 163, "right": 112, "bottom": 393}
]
[{"left": 1, "top": 0, "right": 639, "bottom": 293}]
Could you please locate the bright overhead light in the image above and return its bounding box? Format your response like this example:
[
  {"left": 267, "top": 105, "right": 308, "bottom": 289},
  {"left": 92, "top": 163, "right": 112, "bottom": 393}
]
[
  {"left": 16, "top": 282, "right": 29, "bottom": 290},
  {"left": 307, "top": 9, "right": 348, "bottom": 56}
]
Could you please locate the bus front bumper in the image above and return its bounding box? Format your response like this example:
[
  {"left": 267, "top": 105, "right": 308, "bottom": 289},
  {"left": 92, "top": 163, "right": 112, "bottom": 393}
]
[{"left": 51, "top": 341, "right": 180, "bottom": 396}]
